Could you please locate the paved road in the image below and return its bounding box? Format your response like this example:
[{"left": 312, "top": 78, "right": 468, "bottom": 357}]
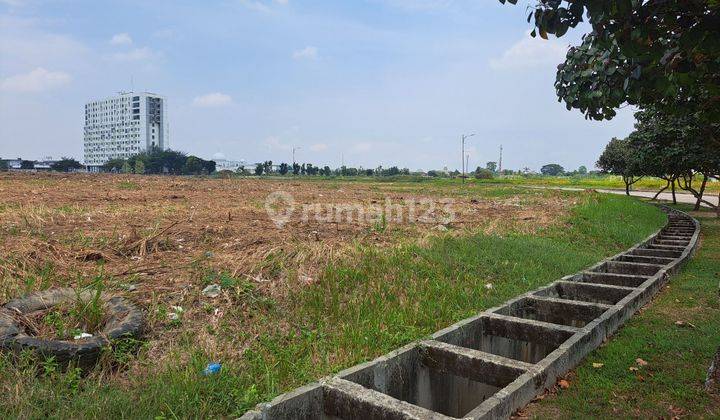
[
  {"left": 599, "top": 189, "right": 719, "bottom": 207},
  {"left": 527, "top": 186, "right": 719, "bottom": 207}
]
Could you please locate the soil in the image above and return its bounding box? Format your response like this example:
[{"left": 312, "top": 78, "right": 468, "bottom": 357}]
[{"left": 0, "top": 172, "right": 573, "bottom": 367}]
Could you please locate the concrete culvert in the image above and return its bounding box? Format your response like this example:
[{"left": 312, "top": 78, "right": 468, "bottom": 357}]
[{"left": 0, "top": 288, "right": 144, "bottom": 368}]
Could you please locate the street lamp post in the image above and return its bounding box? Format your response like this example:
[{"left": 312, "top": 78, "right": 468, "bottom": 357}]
[
  {"left": 292, "top": 147, "right": 301, "bottom": 166},
  {"left": 461, "top": 133, "right": 475, "bottom": 183}
]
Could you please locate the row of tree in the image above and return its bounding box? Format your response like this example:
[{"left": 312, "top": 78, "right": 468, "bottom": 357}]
[
  {"left": 598, "top": 107, "right": 719, "bottom": 211},
  {"left": 103, "top": 149, "right": 216, "bottom": 175},
  {"left": 500, "top": 0, "right": 719, "bottom": 214},
  {"left": 244, "top": 162, "right": 414, "bottom": 177}
]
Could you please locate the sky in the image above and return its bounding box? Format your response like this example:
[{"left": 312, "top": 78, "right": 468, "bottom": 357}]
[{"left": 0, "top": 0, "right": 637, "bottom": 172}]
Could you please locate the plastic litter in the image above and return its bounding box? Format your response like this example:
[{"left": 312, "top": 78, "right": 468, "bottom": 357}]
[
  {"left": 204, "top": 362, "right": 222, "bottom": 375},
  {"left": 202, "top": 284, "right": 222, "bottom": 298},
  {"left": 167, "top": 306, "right": 184, "bottom": 321},
  {"left": 74, "top": 332, "right": 93, "bottom": 340}
]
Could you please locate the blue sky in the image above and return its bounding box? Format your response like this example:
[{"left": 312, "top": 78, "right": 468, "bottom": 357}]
[{"left": 0, "top": 0, "right": 635, "bottom": 171}]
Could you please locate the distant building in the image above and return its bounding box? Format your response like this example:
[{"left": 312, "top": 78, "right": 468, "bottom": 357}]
[
  {"left": 241, "top": 163, "right": 281, "bottom": 173},
  {"left": 1, "top": 157, "right": 61, "bottom": 171},
  {"left": 3, "top": 158, "right": 23, "bottom": 170},
  {"left": 214, "top": 159, "right": 246, "bottom": 172},
  {"left": 83, "top": 91, "right": 169, "bottom": 171}
]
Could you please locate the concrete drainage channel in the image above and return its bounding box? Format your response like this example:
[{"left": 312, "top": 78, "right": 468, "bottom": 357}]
[{"left": 242, "top": 206, "right": 700, "bottom": 420}]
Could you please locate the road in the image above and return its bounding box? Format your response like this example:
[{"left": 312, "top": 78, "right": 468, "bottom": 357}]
[{"left": 526, "top": 186, "right": 719, "bottom": 207}]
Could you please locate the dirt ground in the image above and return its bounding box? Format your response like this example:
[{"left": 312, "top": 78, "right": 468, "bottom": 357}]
[{"left": 0, "top": 172, "right": 573, "bottom": 364}]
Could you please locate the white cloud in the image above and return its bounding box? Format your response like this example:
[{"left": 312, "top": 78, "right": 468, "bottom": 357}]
[
  {"left": 309, "top": 143, "right": 327, "bottom": 152},
  {"left": 0, "top": 67, "right": 71, "bottom": 92},
  {"left": 193, "top": 92, "right": 233, "bottom": 107},
  {"left": 0, "top": 18, "right": 89, "bottom": 73},
  {"left": 106, "top": 47, "right": 159, "bottom": 62},
  {"left": 489, "top": 32, "right": 568, "bottom": 71},
  {"left": 109, "top": 33, "right": 132, "bottom": 46},
  {"left": 292, "top": 46, "right": 318, "bottom": 60}
]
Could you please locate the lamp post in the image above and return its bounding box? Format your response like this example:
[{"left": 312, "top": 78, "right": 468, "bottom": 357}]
[
  {"left": 292, "top": 146, "right": 301, "bottom": 166},
  {"left": 461, "top": 133, "right": 475, "bottom": 183}
]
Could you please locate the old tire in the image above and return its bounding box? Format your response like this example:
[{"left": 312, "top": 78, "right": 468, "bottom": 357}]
[{"left": 0, "top": 288, "right": 144, "bottom": 368}]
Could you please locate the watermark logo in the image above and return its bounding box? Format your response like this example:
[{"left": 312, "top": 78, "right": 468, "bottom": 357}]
[
  {"left": 264, "top": 191, "right": 455, "bottom": 228},
  {"left": 264, "top": 190, "right": 295, "bottom": 228}
]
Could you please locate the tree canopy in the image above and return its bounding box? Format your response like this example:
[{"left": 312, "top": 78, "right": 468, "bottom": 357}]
[
  {"left": 540, "top": 163, "right": 565, "bottom": 176},
  {"left": 106, "top": 149, "right": 216, "bottom": 175},
  {"left": 501, "top": 0, "right": 720, "bottom": 127},
  {"left": 50, "top": 157, "right": 83, "bottom": 172}
]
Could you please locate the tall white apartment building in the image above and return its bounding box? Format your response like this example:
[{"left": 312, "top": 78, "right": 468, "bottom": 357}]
[{"left": 83, "top": 91, "right": 169, "bottom": 170}]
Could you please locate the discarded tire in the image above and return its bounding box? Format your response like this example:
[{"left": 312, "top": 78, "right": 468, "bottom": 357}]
[{"left": 0, "top": 288, "right": 144, "bottom": 368}]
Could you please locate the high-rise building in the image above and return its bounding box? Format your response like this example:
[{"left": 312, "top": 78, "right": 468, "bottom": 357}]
[{"left": 83, "top": 91, "right": 168, "bottom": 170}]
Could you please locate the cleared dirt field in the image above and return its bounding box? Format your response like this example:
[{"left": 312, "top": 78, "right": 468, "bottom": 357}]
[
  {"left": 0, "top": 173, "right": 570, "bottom": 359},
  {"left": 0, "top": 173, "right": 670, "bottom": 417}
]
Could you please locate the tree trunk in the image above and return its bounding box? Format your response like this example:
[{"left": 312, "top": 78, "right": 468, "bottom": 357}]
[
  {"left": 625, "top": 179, "right": 630, "bottom": 196},
  {"left": 671, "top": 178, "right": 677, "bottom": 204},
  {"left": 652, "top": 180, "right": 670, "bottom": 201},
  {"left": 694, "top": 175, "right": 708, "bottom": 211}
]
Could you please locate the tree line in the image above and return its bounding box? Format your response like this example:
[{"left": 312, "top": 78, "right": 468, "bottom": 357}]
[
  {"left": 242, "top": 161, "right": 414, "bottom": 177},
  {"left": 598, "top": 107, "right": 719, "bottom": 212},
  {"left": 501, "top": 0, "right": 719, "bottom": 215},
  {"left": 103, "top": 149, "right": 216, "bottom": 175}
]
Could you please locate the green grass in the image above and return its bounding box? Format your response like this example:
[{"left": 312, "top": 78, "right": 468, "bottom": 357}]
[
  {"left": 529, "top": 210, "right": 720, "bottom": 418},
  {"left": 117, "top": 181, "right": 140, "bottom": 190},
  {"left": 241, "top": 173, "right": 720, "bottom": 194},
  {"left": 0, "top": 193, "right": 667, "bottom": 418},
  {"left": 476, "top": 174, "right": 720, "bottom": 194}
]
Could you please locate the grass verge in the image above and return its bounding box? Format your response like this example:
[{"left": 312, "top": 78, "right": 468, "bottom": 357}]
[
  {"left": 0, "top": 193, "right": 666, "bottom": 418},
  {"left": 524, "top": 208, "right": 720, "bottom": 419}
]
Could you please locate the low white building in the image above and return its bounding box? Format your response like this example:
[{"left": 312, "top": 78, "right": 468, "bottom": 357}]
[
  {"left": 83, "top": 91, "right": 169, "bottom": 171},
  {"left": 214, "top": 159, "right": 246, "bottom": 172}
]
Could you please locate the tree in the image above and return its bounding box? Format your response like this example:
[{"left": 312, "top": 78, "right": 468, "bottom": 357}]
[
  {"left": 203, "top": 159, "right": 216, "bottom": 174},
  {"left": 540, "top": 164, "right": 565, "bottom": 176},
  {"left": 134, "top": 160, "right": 145, "bottom": 174},
  {"left": 292, "top": 163, "right": 300, "bottom": 175},
  {"left": 486, "top": 161, "right": 497, "bottom": 173},
  {"left": 0, "top": 160, "right": 8, "bottom": 172},
  {"left": 103, "top": 158, "right": 126, "bottom": 172},
  {"left": 278, "top": 163, "right": 289, "bottom": 175},
  {"left": 577, "top": 165, "right": 588, "bottom": 175},
  {"left": 629, "top": 106, "right": 720, "bottom": 211},
  {"left": 183, "top": 156, "right": 205, "bottom": 175},
  {"left": 50, "top": 157, "right": 83, "bottom": 172},
  {"left": 474, "top": 167, "right": 493, "bottom": 179},
  {"left": 501, "top": 0, "right": 720, "bottom": 126},
  {"left": 597, "top": 137, "right": 644, "bottom": 196},
  {"left": 255, "top": 163, "right": 264, "bottom": 176},
  {"left": 384, "top": 166, "right": 400, "bottom": 176},
  {"left": 20, "top": 160, "right": 34, "bottom": 170},
  {"left": 121, "top": 161, "right": 132, "bottom": 174}
]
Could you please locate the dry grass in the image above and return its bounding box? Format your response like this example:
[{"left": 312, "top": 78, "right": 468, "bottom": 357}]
[{"left": 0, "top": 172, "right": 572, "bottom": 373}]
